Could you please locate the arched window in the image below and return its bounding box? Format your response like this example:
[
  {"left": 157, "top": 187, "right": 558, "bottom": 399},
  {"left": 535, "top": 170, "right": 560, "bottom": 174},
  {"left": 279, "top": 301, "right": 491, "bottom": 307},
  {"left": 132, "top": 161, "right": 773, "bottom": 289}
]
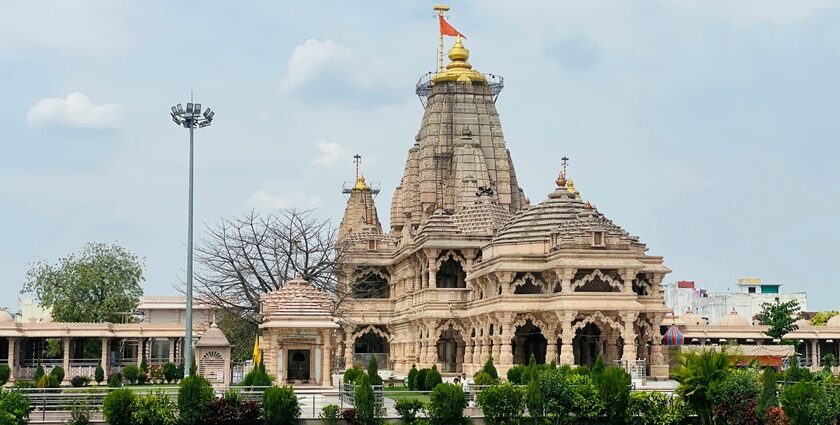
[
  {"left": 353, "top": 268, "right": 390, "bottom": 299},
  {"left": 437, "top": 258, "right": 466, "bottom": 289}
]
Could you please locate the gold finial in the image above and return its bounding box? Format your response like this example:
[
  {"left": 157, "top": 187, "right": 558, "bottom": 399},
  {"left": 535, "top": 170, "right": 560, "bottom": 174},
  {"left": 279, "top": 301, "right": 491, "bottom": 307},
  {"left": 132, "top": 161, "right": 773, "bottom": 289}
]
[
  {"left": 566, "top": 179, "right": 578, "bottom": 195},
  {"left": 432, "top": 37, "right": 487, "bottom": 84},
  {"left": 353, "top": 174, "right": 370, "bottom": 191},
  {"left": 555, "top": 173, "right": 567, "bottom": 187}
]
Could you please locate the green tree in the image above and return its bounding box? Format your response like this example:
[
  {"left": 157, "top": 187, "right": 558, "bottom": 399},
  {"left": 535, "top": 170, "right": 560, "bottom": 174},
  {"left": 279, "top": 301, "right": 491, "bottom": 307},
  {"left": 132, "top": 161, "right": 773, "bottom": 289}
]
[
  {"left": 407, "top": 364, "right": 418, "bottom": 390},
  {"left": 21, "top": 242, "right": 144, "bottom": 323},
  {"left": 428, "top": 383, "right": 468, "bottom": 425},
  {"left": 424, "top": 365, "right": 442, "bottom": 390},
  {"left": 102, "top": 389, "right": 136, "bottom": 425},
  {"left": 595, "top": 366, "right": 631, "bottom": 425},
  {"left": 809, "top": 311, "right": 839, "bottom": 326},
  {"left": 367, "top": 356, "right": 382, "bottom": 386},
  {"left": 354, "top": 373, "right": 379, "bottom": 425},
  {"left": 673, "top": 347, "right": 735, "bottom": 425},
  {"left": 477, "top": 382, "right": 527, "bottom": 425},
  {"left": 759, "top": 298, "right": 801, "bottom": 340},
  {"left": 94, "top": 365, "right": 104, "bottom": 385},
  {"left": 263, "top": 386, "right": 301, "bottom": 425},
  {"left": 177, "top": 365, "right": 214, "bottom": 425},
  {"left": 757, "top": 367, "right": 779, "bottom": 418}
]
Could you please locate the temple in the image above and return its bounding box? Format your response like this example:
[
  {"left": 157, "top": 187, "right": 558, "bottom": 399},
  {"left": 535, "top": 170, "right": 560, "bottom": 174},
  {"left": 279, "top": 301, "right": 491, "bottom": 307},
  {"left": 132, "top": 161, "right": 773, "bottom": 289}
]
[{"left": 335, "top": 28, "right": 673, "bottom": 379}]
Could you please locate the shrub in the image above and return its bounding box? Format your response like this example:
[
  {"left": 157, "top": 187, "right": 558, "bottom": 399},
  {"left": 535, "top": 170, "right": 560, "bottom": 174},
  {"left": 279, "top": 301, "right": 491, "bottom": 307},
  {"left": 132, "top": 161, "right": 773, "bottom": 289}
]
[
  {"left": 507, "top": 364, "right": 526, "bottom": 384},
  {"left": 343, "top": 365, "right": 365, "bottom": 384},
  {"left": 163, "top": 362, "right": 178, "bottom": 383},
  {"left": 628, "top": 391, "right": 689, "bottom": 425},
  {"left": 415, "top": 368, "right": 429, "bottom": 391},
  {"left": 367, "top": 356, "right": 383, "bottom": 386},
  {"left": 241, "top": 360, "right": 273, "bottom": 387},
  {"left": 177, "top": 368, "right": 214, "bottom": 425},
  {"left": 758, "top": 367, "right": 779, "bottom": 418},
  {"left": 70, "top": 375, "right": 90, "bottom": 387},
  {"left": 595, "top": 366, "right": 631, "bottom": 425},
  {"left": 538, "top": 368, "right": 604, "bottom": 425},
  {"left": 764, "top": 406, "right": 791, "bottom": 425},
  {"left": 263, "top": 386, "right": 301, "bottom": 425},
  {"left": 407, "top": 364, "right": 418, "bottom": 390},
  {"left": 210, "top": 397, "right": 239, "bottom": 425},
  {"left": 480, "top": 356, "right": 498, "bottom": 381},
  {"left": 102, "top": 388, "right": 136, "bottom": 425},
  {"left": 780, "top": 380, "right": 835, "bottom": 425},
  {"left": 354, "top": 374, "right": 379, "bottom": 425},
  {"left": 12, "top": 380, "right": 35, "bottom": 389},
  {"left": 428, "top": 382, "right": 468, "bottom": 425},
  {"left": 122, "top": 365, "right": 141, "bottom": 384},
  {"left": 140, "top": 357, "right": 149, "bottom": 373},
  {"left": 66, "top": 400, "right": 92, "bottom": 425},
  {"left": 34, "top": 362, "right": 45, "bottom": 382},
  {"left": 709, "top": 368, "right": 760, "bottom": 425},
  {"left": 0, "top": 388, "right": 33, "bottom": 425},
  {"left": 108, "top": 372, "right": 123, "bottom": 387},
  {"left": 473, "top": 370, "right": 496, "bottom": 386},
  {"left": 525, "top": 374, "right": 543, "bottom": 420},
  {"left": 50, "top": 366, "right": 65, "bottom": 383},
  {"left": 149, "top": 364, "right": 165, "bottom": 383},
  {"left": 477, "top": 381, "right": 526, "bottom": 425},
  {"left": 783, "top": 356, "right": 812, "bottom": 383},
  {"left": 673, "top": 347, "right": 734, "bottom": 425},
  {"left": 394, "top": 398, "right": 425, "bottom": 425},
  {"left": 94, "top": 365, "right": 105, "bottom": 385},
  {"left": 36, "top": 374, "right": 59, "bottom": 388},
  {"left": 424, "top": 365, "right": 442, "bottom": 390},
  {"left": 132, "top": 391, "right": 179, "bottom": 425},
  {"left": 0, "top": 364, "right": 10, "bottom": 386},
  {"left": 592, "top": 354, "right": 606, "bottom": 375},
  {"left": 341, "top": 407, "right": 358, "bottom": 425},
  {"left": 320, "top": 403, "right": 342, "bottom": 425},
  {"left": 238, "top": 400, "right": 261, "bottom": 425}
]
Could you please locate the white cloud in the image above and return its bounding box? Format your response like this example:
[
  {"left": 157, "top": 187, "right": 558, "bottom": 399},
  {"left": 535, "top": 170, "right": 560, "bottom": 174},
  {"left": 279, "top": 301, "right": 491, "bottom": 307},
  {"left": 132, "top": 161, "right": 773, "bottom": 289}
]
[
  {"left": 27, "top": 92, "right": 123, "bottom": 129},
  {"left": 245, "top": 189, "right": 321, "bottom": 211},
  {"left": 281, "top": 39, "right": 356, "bottom": 93},
  {"left": 312, "top": 141, "right": 351, "bottom": 167}
]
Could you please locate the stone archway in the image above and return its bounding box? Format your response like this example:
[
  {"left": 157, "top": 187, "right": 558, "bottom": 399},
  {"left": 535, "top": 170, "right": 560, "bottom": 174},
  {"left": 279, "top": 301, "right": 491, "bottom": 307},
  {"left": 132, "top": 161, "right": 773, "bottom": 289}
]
[
  {"left": 573, "top": 323, "right": 602, "bottom": 366},
  {"left": 436, "top": 321, "right": 465, "bottom": 373},
  {"left": 436, "top": 251, "right": 467, "bottom": 288},
  {"left": 512, "top": 320, "right": 547, "bottom": 364},
  {"left": 353, "top": 326, "right": 389, "bottom": 368}
]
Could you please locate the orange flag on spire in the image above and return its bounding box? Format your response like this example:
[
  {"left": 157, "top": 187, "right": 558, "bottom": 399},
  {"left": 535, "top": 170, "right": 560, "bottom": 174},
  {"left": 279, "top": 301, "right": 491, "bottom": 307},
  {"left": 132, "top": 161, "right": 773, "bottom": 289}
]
[{"left": 439, "top": 15, "right": 466, "bottom": 39}]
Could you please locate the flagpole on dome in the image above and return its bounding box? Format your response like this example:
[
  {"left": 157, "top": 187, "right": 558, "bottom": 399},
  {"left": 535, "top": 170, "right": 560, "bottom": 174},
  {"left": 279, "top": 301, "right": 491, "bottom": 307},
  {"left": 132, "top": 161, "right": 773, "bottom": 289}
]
[{"left": 433, "top": 5, "right": 450, "bottom": 72}]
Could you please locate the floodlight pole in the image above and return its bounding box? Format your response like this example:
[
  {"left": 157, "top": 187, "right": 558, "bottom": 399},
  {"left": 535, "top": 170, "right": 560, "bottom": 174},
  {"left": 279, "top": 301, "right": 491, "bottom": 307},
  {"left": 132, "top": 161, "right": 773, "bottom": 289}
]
[{"left": 170, "top": 99, "right": 214, "bottom": 378}]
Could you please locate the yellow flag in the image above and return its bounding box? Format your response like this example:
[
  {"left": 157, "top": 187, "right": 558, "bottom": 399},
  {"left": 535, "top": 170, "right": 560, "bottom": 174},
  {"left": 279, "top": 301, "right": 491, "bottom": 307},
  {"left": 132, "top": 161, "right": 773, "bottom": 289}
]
[{"left": 252, "top": 334, "right": 261, "bottom": 365}]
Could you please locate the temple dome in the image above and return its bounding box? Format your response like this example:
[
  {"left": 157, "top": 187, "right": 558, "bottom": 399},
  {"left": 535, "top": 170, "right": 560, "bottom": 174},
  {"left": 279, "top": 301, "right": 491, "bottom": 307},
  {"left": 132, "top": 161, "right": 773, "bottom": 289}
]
[
  {"left": 715, "top": 309, "right": 751, "bottom": 327},
  {"left": 794, "top": 318, "right": 812, "bottom": 328},
  {"left": 260, "top": 274, "right": 336, "bottom": 319},
  {"left": 826, "top": 315, "right": 840, "bottom": 328},
  {"left": 195, "top": 321, "right": 230, "bottom": 347},
  {"left": 680, "top": 310, "right": 706, "bottom": 327},
  {"left": 0, "top": 310, "right": 13, "bottom": 323}
]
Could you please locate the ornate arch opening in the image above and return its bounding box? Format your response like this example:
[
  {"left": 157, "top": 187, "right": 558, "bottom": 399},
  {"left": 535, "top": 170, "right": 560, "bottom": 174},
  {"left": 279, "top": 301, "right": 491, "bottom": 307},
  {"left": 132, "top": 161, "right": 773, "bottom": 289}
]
[
  {"left": 572, "top": 269, "right": 622, "bottom": 293},
  {"left": 633, "top": 274, "right": 652, "bottom": 296},
  {"left": 353, "top": 325, "right": 389, "bottom": 367},
  {"left": 353, "top": 267, "right": 390, "bottom": 299},
  {"left": 435, "top": 321, "right": 465, "bottom": 373},
  {"left": 512, "top": 318, "right": 547, "bottom": 364},
  {"left": 436, "top": 251, "right": 467, "bottom": 289},
  {"left": 513, "top": 272, "right": 546, "bottom": 295}
]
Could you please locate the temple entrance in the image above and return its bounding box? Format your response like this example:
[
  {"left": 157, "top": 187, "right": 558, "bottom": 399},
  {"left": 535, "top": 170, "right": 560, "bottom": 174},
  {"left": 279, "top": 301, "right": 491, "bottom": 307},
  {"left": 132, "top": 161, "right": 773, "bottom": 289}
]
[
  {"left": 353, "top": 328, "right": 389, "bottom": 367},
  {"left": 436, "top": 326, "right": 464, "bottom": 373},
  {"left": 512, "top": 320, "right": 547, "bottom": 364},
  {"left": 573, "top": 323, "right": 602, "bottom": 366},
  {"left": 287, "top": 349, "right": 311, "bottom": 382},
  {"left": 436, "top": 258, "right": 466, "bottom": 289}
]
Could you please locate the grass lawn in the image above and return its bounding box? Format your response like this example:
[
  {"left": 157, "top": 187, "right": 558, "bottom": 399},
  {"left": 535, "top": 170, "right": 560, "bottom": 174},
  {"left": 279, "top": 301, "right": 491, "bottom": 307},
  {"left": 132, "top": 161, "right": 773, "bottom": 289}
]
[{"left": 383, "top": 385, "right": 431, "bottom": 404}]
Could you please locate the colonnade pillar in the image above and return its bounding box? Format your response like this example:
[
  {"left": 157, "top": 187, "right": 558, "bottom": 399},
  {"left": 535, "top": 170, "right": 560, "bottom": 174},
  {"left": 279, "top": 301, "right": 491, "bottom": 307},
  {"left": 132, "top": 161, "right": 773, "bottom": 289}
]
[
  {"left": 100, "top": 337, "right": 110, "bottom": 381},
  {"left": 62, "top": 337, "right": 71, "bottom": 384},
  {"left": 6, "top": 337, "right": 16, "bottom": 384}
]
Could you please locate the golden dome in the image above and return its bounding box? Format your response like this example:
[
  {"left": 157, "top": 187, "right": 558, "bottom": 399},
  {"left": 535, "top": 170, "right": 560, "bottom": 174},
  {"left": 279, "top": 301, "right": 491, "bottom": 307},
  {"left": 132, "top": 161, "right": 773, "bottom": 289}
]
[
  {"left": 353, "top": 175, "right": 371, "bottom": 191},
  {"left": 432, "top": 37, "right": 487, "bottom": 85}
]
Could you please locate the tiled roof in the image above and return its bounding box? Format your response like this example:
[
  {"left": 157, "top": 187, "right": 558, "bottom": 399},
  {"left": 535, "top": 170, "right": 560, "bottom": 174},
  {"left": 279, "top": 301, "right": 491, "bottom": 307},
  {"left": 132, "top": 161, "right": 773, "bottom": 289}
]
[
  {"left": 195, "top": 322, "right": 230, "bottom": 347},
  {"left": 260, "top": 275, "right": 335, "bottom": 319},
  {"left": 451, "top": 200, "right": 513, "bottom": 235}
]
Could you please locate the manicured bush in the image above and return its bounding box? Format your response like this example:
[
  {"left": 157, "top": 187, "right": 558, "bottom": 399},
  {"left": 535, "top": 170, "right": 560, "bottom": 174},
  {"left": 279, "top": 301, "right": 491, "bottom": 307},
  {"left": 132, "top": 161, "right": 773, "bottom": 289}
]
[
  {"left": 628, "top": 391, "right": 689, "bottom": 425},
  {"left": 163, "top": 362, "right": 178, "bottom": 383},
  {"left": 709, "top": 367, "right": 760, "bottom": 425},
  {"left": 780, "top": 380, "right": 835, "bottom": 425},
  {"left": 210, "top": 397, "right": 239, "bottom": 425},
  {"left": 764, "top": 406, "right": 791, "bottom": 425},
  {"left": 66, "top": 400, "right": 92, "bottom": 425},
  {"left": 407, "top": 364, "right": 418, "bottom": 390},
  {"left": 538, "top": 368, "right": 604, "bottom": 425},
  {"left": 122, "top": 365, "right": 141, "bottom": 384},
  {"left": 140, "top": 356, "right": 149, "bottom": 373},
  {"left": 210, "top": 392, "right": 261, "bottom": 425},
  {"left": 341, "top": 407, "right": 358, "bottom": 425},
  {"left": 758, "top": 367, "right": 779, "bottom": 418},
  {"left": 354, "top": 374, "right": 379, "bottom": 425},
  {"left": 94, "top": 365, "right": 105, "bottom": 385},
  {"left": 424, "top": 365, "right": 442, "bottom": 390},
  {"left": 343, "top": 365, "right": 365, "bottom": 384},
  {"left": 33, "top": 362, "right": 45, "bottom": 382},
  {"left": 108, "top": 371, "right": 123, "bottom": 387},
  {"left": 241, "top": 360, "right": 274, "bottom": 387},
  {"left": 367, "top": 356, "right": 383, "bottom": 386},
  {"left": 238, "top": 400, "right": 261, "bottom": 425},
  {"left": 0, "top": 388, "right": 33, "bottom": 425},
  {"left": 428, "top": 382, "right": 468, "bottom": 425},
  {"left": 415, "top": 368, "right": 429, "bottom": 391},
  {"left": 473, "top": 370, "right": 495, "bottom": 386},
  {"left": 70, "top": 375, "right": 90, "bottom": 387},
  {"left": 36, "top": 374, "right": 59, "bottom": 388},
  {"left": 525, "top": 375, "right": 543, "bottom": 420},
  {"left": 102, "top": 388, "right": 136, "bottom": 425},
  {"left": 263, "top": 386, "right": 301, "bottom": 425},
  {"left": 177, "top": 367, "right": 214, "bottom": 425},
  {"left": 506, "top": 364, "right": 525, "bottom": 384},
  {"left": 477, "top": 381, "right": 526, "bottom": 425},
  {"left": 592, "top": 354, "right": 606, "bottom": 375},
  {"left": 132, "top": 391, "right": 178, "bottom": 425},
  {"left": 480, "top": 356, "right": 499, "bottom": 381},
  {"left": 0, "top": 364, "right": 11, "bottom": 386},
  {"left": 394, "top": 398, "right": 425, "bottom": 425},
  {"left": 149, "top": 364, "right": 165, "bottom": 383},
  {"left": 50, "top": 365, "right": 65, "bottom": 383},
  {"left": 594, "top": 366, "right": 631, "bottom": 425},
  {"left": 319, "top": 403, "right": 342, "bottom": 425}
]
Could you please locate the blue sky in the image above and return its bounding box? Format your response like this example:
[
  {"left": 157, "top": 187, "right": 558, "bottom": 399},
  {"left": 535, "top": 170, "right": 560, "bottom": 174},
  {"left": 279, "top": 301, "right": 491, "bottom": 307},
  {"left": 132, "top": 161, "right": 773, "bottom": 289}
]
[{"left": 2, "top": 1, "right": 839, "bottom": 310}]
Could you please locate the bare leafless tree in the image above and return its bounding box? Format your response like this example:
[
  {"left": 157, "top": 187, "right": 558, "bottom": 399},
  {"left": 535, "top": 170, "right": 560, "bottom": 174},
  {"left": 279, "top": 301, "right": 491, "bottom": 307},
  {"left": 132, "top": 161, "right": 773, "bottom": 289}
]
[{"left": 191, "top": 208, "right": 350, "bottom": 325}]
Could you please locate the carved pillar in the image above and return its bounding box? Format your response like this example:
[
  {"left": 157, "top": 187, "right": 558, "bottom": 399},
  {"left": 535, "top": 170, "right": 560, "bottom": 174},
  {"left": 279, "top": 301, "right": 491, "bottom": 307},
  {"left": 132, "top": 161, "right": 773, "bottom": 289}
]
[
  {"left": 168, "top": 338, "right": 176, "bottom": 363},
  {"left": 559, "top": 312, "right": 575, "bottom": 365},
  {"left": 456, "top": 342, "right": 465, "bottom": 373},
  {"left": 343, "top": 328, "right": 354, "bottom": 368},
  {"left": 545, "top": 326, "right": 558, "bottom": 364},
  {"left": 322, "top": 330, "right": 333, "bottom": 386},
  {"left": 497, "top": 272, "right": 513, "bottom": 296},
  {"left": 479, "top": 337, "right": 490, "bottom": 364},
  {"left": 7, "top": 337, "right": 16, "bottom": 384},
  {"left": 100, "top": 337, "right": 110, "bottom": 381},
  {"left": 426, "top": 249, "right": 440, "bottom": 289},
  {"left": 622, "top": 270, "right": 636, "bottom": 295},
  {"left": 62, "top": 337, "right": 71, "bottom": 384},
  {"left": 650, "top": 274, "right": 663, "bottom": 298},
  {"left": 811, "top": 339, "right": 820, "bottom": 371},
  {"left": 621, "top": 312, "right": 639, "bottom": 362},
  {"left": 463, "top": 249, "right": 475, "bottom": 280},
  {"left": 463, "top": 338, "right": 474, "bottom": 370},
  {"left": 556, "top": 268, "right": 574, "bottom": 293}
]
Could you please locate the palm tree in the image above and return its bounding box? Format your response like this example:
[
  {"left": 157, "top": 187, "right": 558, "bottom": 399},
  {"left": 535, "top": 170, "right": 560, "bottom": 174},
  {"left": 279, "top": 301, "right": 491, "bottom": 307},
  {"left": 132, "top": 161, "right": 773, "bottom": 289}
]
[{"left": 673, "top": 347, "right": 735, "bottom": 424}]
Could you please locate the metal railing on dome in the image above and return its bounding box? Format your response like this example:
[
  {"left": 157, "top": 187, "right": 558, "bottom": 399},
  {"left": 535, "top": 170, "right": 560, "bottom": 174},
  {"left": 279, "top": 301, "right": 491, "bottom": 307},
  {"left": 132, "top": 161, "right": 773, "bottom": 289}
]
[{"left": 414, "top": 72, "right": 504, "bottom": 107}]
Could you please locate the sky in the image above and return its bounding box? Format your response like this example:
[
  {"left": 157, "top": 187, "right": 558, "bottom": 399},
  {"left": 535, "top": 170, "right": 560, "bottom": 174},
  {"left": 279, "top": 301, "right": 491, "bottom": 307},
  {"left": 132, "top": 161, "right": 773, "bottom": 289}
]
[{"left": 1, "top": 1, "right": 839, "bottom": 310}]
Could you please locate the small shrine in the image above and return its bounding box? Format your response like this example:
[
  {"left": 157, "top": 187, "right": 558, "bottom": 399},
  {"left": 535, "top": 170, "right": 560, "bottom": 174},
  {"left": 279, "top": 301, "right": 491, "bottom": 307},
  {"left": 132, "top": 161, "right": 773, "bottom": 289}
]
[{"left": 259, "top": 274, "right": 339, "bottom": 387}]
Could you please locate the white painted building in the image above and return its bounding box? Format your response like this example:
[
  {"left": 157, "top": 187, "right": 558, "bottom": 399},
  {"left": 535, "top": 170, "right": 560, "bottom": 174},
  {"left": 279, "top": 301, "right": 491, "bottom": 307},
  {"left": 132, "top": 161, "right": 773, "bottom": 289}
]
[{"left": 664, "top": 278, "right": 807, "bottom": 325}]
